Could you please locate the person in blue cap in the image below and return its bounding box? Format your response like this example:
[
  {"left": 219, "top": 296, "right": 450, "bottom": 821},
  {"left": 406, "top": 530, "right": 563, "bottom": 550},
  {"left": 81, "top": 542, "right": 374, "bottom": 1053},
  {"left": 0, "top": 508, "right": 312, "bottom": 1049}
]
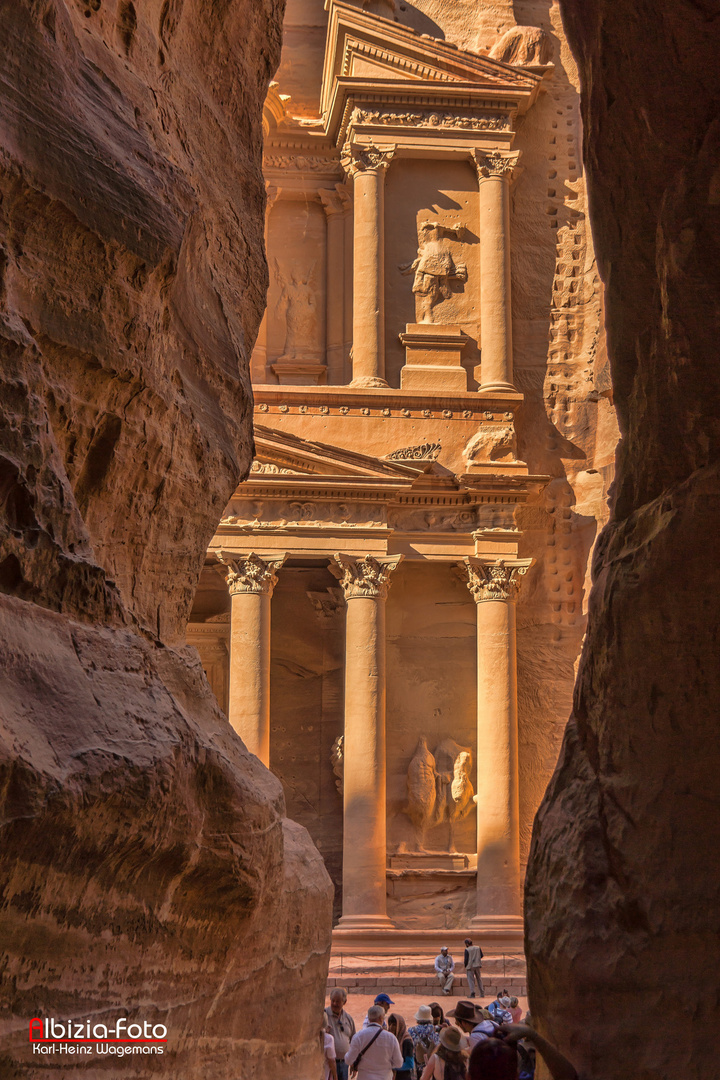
[{"left": 362, "top": 992, "right": 395, "bottom": 1028}]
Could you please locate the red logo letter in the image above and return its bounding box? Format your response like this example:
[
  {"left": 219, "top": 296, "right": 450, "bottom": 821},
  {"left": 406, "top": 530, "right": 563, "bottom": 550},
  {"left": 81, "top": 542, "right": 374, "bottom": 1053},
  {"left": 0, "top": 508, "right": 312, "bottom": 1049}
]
[{"left": 29, "top": 1018, "right": 43, "bottom": 1042}]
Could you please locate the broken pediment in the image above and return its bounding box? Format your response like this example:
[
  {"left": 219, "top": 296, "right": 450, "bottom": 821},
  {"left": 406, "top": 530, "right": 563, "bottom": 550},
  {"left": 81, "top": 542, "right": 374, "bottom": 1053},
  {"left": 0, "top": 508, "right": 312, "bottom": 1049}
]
[
  {"left": 252, "top": 425, "right": 423, "bottom": 480},
  {"left": 321, "top": 0, "right": 541, "bottom": 126}
]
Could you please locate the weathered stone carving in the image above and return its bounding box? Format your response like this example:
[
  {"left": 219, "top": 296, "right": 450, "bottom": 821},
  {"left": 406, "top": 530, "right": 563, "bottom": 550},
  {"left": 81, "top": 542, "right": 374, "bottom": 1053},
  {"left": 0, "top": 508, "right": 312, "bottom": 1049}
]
[
  {"left": 487, "top": 25, "right": 554, "bottom": 67},
  {"left": 461, "top": 557, "right": 533, "bottom": 602},
  {"left": 330, "top": 553, "right": 403, "bottom": 599},
  {"left": 217, "top": 552, "right": 287, "bottom": 596},
  {"left": 250, "top": 461, "right": 299, "bottom": 475},
  {"left": 307, "top": 588, "right": 345, "bottom": 625},
  {"left": 330, "top": 734, "right": 344, "bottom": 796},
  {"left": 351, "top": 107, "right": 509, "bottom": 131},
  {"left": 399, "top": 221, "right": 468, "bottom": 323},
  {"left": 273, "top": 258, "right": 321, "bottom": 363},
  {"left": 471, "top": 149, "right": 521, "bottom": 179},
  {"left": 406, "top": 737, "right": 438, "bottom": 849},
  {"left": 464, "top": 424, "right": 516, "bottom": 464},
  {"left": 405, "top": 737, "right": 475, "bottom": 851},
  {"left": 435, "top": 738, "right": 475, "bottom": 852},
  {"left": 340, "top": 143, "right": 396, "bottom": 177},
  {"left": 263, "top": 153, "right": 340, "bottom": 171},
  {"left": 387, "top": 442, "right": 442, "bottom": 461}
]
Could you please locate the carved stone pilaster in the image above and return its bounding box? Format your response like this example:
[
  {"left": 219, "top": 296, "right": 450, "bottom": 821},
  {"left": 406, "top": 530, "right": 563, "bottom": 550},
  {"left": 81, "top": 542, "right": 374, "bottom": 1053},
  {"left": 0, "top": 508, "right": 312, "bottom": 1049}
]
[
  {"left": 217, "top": 551, "right": 288, "bottom": 597},
  {"left": 471, "top": 149, "right": 521, "bottom": 180},
  {"left": 461, "top": 557, "right": 533, "bottom": 602},
  {"left": 330, "top": 553, "right": 403, "bottom": 600},
  {"left": 341, "top": 142, "right": 396, "bottom": 178}
]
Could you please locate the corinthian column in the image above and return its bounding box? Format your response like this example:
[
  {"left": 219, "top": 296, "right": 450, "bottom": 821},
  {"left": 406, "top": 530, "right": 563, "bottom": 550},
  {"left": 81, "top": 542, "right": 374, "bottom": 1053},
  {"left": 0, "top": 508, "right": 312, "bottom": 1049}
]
[
  {"left": 218, "top": 552, "right": 288, "bottom": 767},
  {"left": 461, "top": 556, "right": 533, "bottom": 930},
  {"left": 341, "top": 144, "right": 395, "bottom": 388},
  {"left": 330, "top": 553, "right": 403, "bottom": 928},
  {"left": 471, "top": 150, "right": 520, "bottom": 393}
]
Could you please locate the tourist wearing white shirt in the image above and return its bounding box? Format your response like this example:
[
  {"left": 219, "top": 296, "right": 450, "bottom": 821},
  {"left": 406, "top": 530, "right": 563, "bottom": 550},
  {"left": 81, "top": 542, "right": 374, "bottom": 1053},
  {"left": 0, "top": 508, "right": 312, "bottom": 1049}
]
[{"left": 345, "top": 1006, "right": 403, "bottom": 1080}]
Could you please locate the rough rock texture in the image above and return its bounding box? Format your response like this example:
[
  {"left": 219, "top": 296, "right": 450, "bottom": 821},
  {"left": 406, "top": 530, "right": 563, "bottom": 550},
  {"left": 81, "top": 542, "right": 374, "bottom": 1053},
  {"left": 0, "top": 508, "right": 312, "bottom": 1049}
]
[
  {"left": 0, "top": 0, "right": 332, "bottom": 1076},
  {"left": 526, "top": 3, "right": 720, "bottom": 1078}
]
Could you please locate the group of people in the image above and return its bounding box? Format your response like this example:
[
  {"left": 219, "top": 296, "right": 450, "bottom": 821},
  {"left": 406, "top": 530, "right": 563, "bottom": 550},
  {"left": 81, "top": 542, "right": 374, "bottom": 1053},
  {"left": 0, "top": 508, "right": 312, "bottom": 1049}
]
[
  {"left": 322, "top": 986, "right": 577, "bottom": 1080},
  {"left": 434, "top": 940, "right": 488, "bottom": 998}
]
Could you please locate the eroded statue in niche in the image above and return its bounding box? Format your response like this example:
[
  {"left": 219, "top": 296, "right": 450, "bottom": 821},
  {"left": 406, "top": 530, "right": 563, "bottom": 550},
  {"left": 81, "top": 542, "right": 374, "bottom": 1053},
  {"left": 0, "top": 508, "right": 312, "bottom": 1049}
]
[
  {"left": 399, "top": 221, "right": 468, "bottom": 324},
  {"left": 406, "top": 737, "right": 438, "bottom": 848},
  {"left": 330, "top": 734, "right": 344, "bottom": 796},
  {"left": 405, "top": 736, "right": 475, "bottom": 852},
  {"left": 273, "top": 258, "right": 320, "bottom": 361}
]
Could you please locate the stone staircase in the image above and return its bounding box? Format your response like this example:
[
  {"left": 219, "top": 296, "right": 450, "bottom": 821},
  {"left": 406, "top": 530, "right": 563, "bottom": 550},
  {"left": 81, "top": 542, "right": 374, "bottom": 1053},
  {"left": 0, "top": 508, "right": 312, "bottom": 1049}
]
[{"left": 327, "top": 953, "right": 527, "bottom": 998}]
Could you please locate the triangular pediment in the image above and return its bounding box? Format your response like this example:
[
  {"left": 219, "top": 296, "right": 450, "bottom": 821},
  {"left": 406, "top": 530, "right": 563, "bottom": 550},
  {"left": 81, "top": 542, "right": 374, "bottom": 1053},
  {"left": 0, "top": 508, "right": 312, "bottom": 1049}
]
[
  {"left": 252, "top": 425, "right": 424, "bottom": 480},
  {"left": 321, "top": 0, "right": 540, "bottom": 116}
]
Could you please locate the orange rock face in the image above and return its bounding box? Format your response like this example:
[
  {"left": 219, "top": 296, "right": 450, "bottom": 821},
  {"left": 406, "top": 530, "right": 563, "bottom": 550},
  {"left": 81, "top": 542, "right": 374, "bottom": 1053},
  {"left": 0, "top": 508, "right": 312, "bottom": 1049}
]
[
  {"left": 526, "top": 2, "right": 720, "bottom": 1077},
  {"left": 0, "top": 0, "right": 332, "bottom": 1075}
]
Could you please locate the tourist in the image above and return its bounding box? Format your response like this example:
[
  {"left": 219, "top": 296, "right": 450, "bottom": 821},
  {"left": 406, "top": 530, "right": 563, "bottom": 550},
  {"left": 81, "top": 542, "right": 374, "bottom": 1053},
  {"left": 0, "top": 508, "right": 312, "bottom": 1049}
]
[
  {"left": 345, "top": 1005, "right": 403, "bottom": 1079},
  {"left": 447, "top": 1001, "right": 497, "bottom": 1049},
  {"left": 362, "top": 993, "right": 394, "bottom": 1028},
  {"left": 467, "top": 1023, "right": 577, "bottom": 1080},
  {"left": 434, "top": 946, "right": 455, "bottom": 995},
  {"left": 325, "top": 987, "right": 356, "bottom": 1080},
  {"left": 428, "top": 1002, "right": 449, "bottom": 1030},
  {"left": 387, "top": 1013, "right": 414, "bottom": 1077},
  {"left": 508, "top": 999, "right": 522, "bottom": 1024},
  {"left": 409, "top": 1004, "right": 440, "bottom": 1075},
  {"left": 418, "top": 1025, "right": 468, "bottom": 1080},
  {"left": 321, "top": 1014, "right": 339, "bottom": 1080},
  {"left": 487, "top": 992, "right": 512, "bottom": 1025},
  {"left": 463, "top": 939, "right": 485, "bottom": 998}
]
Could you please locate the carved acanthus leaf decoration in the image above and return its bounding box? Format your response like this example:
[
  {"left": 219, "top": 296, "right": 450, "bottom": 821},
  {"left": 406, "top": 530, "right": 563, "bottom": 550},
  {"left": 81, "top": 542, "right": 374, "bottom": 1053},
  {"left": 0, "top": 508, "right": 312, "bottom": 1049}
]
[
  {"left": 341, "top": 143, "right": 396, "bottom": 178},
  {"left": 471, "top": 149, "right": 521, "bottom": 179},
  {"left": 461, "top": 557, "right": 533, "bottom": 602},
  {"left": 330, "top": 553, "right": 403, "bottom": 600},
  {"left": 387, "top": 442, "right": 442, "bottom": 461},
  {"left": 217, "top": 551, "right": 288, "bottom": 597}
]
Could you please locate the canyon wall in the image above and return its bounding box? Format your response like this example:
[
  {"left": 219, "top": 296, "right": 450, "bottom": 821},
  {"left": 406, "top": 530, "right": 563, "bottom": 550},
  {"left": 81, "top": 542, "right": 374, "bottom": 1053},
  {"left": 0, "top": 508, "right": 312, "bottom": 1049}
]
[
  {"left": 526, "top": 2, "right": 720, "bottom": 1077},
  {"left": 0, "top": 0, "right": 332, "bottom": 1076}
]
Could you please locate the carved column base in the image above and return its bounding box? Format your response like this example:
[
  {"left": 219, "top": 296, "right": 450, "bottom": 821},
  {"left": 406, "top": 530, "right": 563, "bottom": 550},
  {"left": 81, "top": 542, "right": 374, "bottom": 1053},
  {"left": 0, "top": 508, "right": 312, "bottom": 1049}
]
[
  {"left": 349, "top": 375, "right": 390, "bottom": 388},
  {"left": 399, "top": 324, "right": 468, "bottom": 393},
  {"left": 336, "top": 913, "right": 395, "bottom": 931},
  {"left": 469, "top": 913, "right": 524, "bottom": 933},
  {"left": 271, "top": 357, "right": 327, "bottom": 385},
  {"left": 478, "top": 379, "right": 517, "bottom": 394}
]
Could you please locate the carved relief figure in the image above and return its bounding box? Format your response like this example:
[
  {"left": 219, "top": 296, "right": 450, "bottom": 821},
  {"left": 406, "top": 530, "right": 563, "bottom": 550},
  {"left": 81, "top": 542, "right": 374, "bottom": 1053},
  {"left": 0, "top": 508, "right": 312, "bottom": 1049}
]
[
  {"left": 487, "top": 25, "right": 554, "bottom": 66},
  {"left": 399, "top": 222, "right": 468, "bottom": 323},
  {"left": 405, "top": 737, "right": 475, "bottom": 851},
  {"left": 273, "top": 258, "right": 320, "bottom": 360},
  {"left": 331, "top": 734, "right": 344, "bottom": 796},
  {"left": 464, "top": 424, "right": 517, "bottom": 464},
  {"left": 406, "top": 737, "right": 438, "bottom": 848},
  {"left": 435, "top": 738, "right": 475, "bottom": 853}
]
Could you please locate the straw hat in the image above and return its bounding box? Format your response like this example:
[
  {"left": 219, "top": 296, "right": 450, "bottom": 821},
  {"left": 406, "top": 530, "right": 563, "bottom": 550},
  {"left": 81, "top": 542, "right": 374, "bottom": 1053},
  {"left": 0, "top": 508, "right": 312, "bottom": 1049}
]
[
  {"left": 414, "top": 1005, "right": 434, "bottom": 1022},
  {"left": 439, "top": 1026, "right": 463, "bottom": 1052}
]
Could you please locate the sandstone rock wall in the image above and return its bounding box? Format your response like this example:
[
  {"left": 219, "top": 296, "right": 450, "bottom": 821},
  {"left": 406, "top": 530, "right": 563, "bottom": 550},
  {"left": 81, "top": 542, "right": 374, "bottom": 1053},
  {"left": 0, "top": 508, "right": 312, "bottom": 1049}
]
[
  {"left": 526, "top": 3, "right": 720, "bottom": 1077},
  {"left": 0, "top": 1, "right": 332, "bottom": 1076}
]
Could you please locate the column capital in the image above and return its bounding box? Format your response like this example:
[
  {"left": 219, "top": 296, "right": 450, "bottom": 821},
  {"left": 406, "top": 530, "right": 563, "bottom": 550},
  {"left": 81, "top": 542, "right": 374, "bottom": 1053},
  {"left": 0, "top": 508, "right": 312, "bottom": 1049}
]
[
  {"left": 461, "top": 557, "right": 533, "bottom": 602},
  {"left": 330, "top": 553, "right": 403, "bottom": 600},
  {"left": 471, "top": 149, "right": 521, "bottom": 181},
  {"left": 341, "top": 142, "right": 396, "bottom": 179},
  {"left": 319, "top": 183, "right": 353, "bottom": 216},
  {"left": 217, "top": 551, "right": 288, "bottom": 597}
]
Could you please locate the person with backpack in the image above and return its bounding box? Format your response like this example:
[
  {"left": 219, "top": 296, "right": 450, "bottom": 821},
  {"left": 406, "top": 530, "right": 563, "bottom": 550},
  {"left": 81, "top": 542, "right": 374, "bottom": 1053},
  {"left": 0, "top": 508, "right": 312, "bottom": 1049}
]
[
  {"left": 409, "top": 1005, "right": 440, "bottom": 1076},
  {"left": 463, "top": 939, "right": 484, "bottom": 998}
]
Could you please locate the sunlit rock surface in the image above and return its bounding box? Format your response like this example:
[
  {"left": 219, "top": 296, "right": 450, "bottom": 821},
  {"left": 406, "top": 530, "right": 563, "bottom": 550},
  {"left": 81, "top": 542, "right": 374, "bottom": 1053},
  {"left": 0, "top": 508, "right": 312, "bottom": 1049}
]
[
  {"left": 0, "top": 0, "right": 332, "bottom": 1075},
  {"left": 526, "top": 3, "right": 720, "bottom": 1077}
]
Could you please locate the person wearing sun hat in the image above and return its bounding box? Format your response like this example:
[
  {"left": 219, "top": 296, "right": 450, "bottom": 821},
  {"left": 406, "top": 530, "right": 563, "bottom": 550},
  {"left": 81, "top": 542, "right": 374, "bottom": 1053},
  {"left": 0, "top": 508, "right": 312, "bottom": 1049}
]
[
  {"left": 409, "top": 1005, "right": 439, "bottom": 1074},
  {"left": 417, "top": 1024, "right": 468, "bottom": 1079},
  {"left": 446, "top": 1000, "right": 497, "bottom": 1051}
]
